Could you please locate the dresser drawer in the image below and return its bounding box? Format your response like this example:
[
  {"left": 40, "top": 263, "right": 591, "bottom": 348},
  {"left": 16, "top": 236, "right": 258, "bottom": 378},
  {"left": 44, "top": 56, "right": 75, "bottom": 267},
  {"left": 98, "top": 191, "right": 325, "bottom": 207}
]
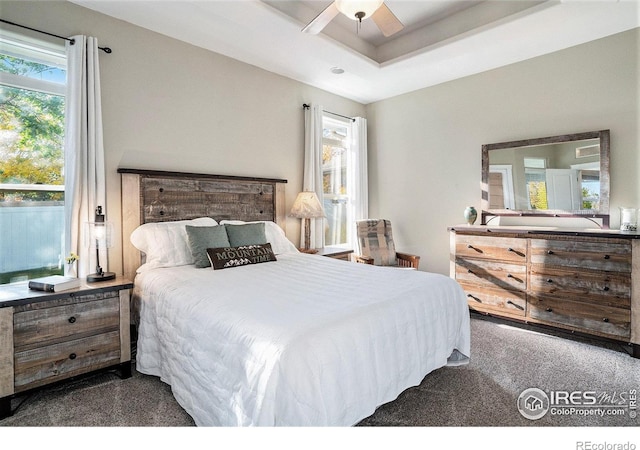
[
  {"left": 455, "top": 235, "right": 527, "bottom": 263},
  {"left": 456, "top": 258, "right": 526, "bottom": 291},
  {"left": 530, "top": 239, "right": 631, "bottom": 272},
  {"left": 530, "top": 265, "right": 631, "bottom": 308},
  {"left": 14, "top": 330, "right": 121, "bottom": 392},
  {"left": 528, "top": 295, "right": 631, "bottom": 340},
  {"left": 13, "top": 296, "right": 120, "bottom": 351},
  {"left": 461, "top": 282, "right": 527, "bottom": 317}
]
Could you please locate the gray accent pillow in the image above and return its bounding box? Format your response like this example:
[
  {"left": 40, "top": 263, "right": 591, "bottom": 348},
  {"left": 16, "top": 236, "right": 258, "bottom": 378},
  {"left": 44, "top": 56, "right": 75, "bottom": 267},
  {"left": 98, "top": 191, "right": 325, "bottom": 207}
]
[
  {"left": 185, "top": 225, "right": 231, "bottom": 268},
  {"left": 224, "top": 223, "right": 267, "bottom": 247}
]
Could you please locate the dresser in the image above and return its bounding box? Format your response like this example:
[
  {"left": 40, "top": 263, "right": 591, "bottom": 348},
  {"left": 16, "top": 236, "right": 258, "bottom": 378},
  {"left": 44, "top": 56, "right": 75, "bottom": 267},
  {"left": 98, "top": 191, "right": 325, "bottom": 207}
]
[
  {"left": 449, "top": 226, "right": 639, "bottom": 357},
  {"left": 0, "top": 277, "right": 133, "bottom": 418}
]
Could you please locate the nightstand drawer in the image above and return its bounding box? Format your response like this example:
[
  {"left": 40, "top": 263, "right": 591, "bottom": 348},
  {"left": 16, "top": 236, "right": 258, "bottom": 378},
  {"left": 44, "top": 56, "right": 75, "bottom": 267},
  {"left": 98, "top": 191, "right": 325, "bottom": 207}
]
[
  {"left": 13, "top": 295, "right": 120, "bottom": 351},
  {"left": 14, "top": 330, "right": 121, "bottom": 392}
]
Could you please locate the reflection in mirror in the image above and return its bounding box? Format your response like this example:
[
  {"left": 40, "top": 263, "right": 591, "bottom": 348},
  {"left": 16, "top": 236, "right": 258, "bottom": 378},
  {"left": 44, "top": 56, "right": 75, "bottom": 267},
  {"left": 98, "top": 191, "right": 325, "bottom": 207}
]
[
  {"left": 489, "top": 138, "right": 600, "bottom": 210},
  {"left": 481, "top": 130, "right": 610, "bottom": 227}
]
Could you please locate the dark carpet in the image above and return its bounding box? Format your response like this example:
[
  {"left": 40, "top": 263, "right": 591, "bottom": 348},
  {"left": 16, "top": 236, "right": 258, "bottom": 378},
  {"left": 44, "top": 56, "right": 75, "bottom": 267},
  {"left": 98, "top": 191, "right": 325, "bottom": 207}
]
[{"left": 2, "top": 315, "right": 639, "bottom": 428}]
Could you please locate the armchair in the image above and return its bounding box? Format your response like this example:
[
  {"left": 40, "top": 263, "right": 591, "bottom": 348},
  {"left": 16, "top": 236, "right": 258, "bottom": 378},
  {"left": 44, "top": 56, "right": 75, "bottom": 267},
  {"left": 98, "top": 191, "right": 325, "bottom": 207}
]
[{"left": 354, "top": 219, "right": 420, "bottom": 269}]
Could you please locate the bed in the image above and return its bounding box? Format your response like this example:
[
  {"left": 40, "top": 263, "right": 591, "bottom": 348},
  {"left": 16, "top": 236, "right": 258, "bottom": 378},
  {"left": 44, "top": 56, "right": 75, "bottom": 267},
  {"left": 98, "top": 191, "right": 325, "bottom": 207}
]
[{"left": 118, "top": 169, "right": 471, "bottom": 426}]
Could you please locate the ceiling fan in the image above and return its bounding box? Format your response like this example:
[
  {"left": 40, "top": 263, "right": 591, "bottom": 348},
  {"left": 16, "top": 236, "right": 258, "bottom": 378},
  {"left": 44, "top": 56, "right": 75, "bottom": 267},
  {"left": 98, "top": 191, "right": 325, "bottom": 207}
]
[{"left": 302, "top": 0, "right": 404, "bottom": 37}]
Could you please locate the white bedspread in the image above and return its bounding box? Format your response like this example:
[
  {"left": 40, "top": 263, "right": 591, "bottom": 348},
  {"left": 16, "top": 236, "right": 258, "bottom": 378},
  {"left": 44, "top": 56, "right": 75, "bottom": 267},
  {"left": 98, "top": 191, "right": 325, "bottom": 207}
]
[{"left": 134, "top": 252, "right": 470, "bottom": 426}]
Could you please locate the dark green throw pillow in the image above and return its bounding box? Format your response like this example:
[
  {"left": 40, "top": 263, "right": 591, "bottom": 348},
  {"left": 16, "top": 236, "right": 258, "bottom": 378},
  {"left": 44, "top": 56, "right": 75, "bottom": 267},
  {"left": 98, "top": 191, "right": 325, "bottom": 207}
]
[
  {"left": 185, "top": 225, "right": 230, "bottom": 268},
  {"left": 224, "top": 223, "right": 267, "bottom": 247}
]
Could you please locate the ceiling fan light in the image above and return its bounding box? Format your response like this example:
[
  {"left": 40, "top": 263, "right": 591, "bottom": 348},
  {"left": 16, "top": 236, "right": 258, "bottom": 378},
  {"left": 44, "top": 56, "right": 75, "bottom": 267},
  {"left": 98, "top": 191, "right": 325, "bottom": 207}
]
[{"left": 335, "top": 0, "right": 384, "bottom": 21}]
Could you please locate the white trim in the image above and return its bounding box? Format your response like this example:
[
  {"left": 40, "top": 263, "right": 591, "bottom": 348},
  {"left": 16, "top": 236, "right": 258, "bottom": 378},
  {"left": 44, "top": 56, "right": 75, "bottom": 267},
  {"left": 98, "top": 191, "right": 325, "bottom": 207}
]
[
  {"left": 0, "top": 71, "right": 65, "bottom": 96},
  {"left": 489, "top": 164, "right": 515, "bottom": 210}
]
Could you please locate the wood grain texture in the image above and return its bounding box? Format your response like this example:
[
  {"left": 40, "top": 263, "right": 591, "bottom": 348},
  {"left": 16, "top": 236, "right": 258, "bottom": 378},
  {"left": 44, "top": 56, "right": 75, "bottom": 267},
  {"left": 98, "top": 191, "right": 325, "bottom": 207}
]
[
  {"left": 455, "top": 235, "right": 527, "bottom": 263},
  {"left": 14, "top": 331, "right": 121, "bottom": 392},
  {"left": 13, "top": 296, "right": 120, "bottom": 351},
  {"left": 456, "top": 258, "right": 527, "bottom": 291},
  {"left": 460, "top": 282, "right": 527, "bottom": 318},
  {"left": 0, "top": 280, "right": 132, "bottom": 396},
  {"left": 528, "top": 295, "right": 630, "bottom": 339},
  {"left": 120, "top": 170, "right": 287, "bottom": 278},
  {"left": 450, "top": 228, "right": 639, "bottom": 347},
  {"left": 119, "top": 288, "right": 131, "bottom": 363},
  {"left": 121, "top": 173, "right": 141, "bottom": 281},
  {"left": 632, "top": 240, "right": 640, "bottom": 344},
  {"left": 0, "top": 308, "right": 13, "bottom": 397}
]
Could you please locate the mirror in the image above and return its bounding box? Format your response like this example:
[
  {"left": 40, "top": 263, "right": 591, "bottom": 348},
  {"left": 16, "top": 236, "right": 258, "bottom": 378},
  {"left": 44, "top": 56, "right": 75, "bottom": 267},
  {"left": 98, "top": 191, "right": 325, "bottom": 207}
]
[{"left": 481, "top": 130, "right": 610, "bottom": 227}]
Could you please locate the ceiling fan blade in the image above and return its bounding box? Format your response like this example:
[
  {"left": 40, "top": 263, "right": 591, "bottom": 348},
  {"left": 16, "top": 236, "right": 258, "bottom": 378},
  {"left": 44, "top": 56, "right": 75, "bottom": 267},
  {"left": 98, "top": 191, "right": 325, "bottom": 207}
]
[
  {"left": 371, "top": 3, "right": 404, "bottom": 37},
  {"left": 302, "top": 2, "right": 340, "bottom": 34}
]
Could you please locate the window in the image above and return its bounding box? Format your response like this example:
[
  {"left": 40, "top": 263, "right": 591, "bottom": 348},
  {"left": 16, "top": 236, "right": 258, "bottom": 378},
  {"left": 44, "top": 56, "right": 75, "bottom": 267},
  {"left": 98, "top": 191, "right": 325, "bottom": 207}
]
[
  {"left": 322, "top": 115, "right": 354, "bottom": 247},
  {"left": 0, "top": 33, "right": 67, "bottom": 284},
  {"left": 524, "top": 158, "right": 547, "bottom": 210}
]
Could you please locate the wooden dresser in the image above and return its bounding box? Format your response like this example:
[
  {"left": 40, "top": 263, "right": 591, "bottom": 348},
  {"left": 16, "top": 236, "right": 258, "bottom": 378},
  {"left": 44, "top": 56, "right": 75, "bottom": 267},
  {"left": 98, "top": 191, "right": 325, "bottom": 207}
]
[
  {"left": 0, "top": 277, "right": 133, "bottom": 418},
  {"left": 449, "top": 226, "right": 639, "bottom": 357}
]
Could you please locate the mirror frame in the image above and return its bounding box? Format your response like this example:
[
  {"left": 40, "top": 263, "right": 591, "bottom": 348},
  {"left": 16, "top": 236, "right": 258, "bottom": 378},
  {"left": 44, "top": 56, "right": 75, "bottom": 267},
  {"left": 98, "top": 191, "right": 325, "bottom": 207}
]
[{"left": 481, "top": 129, "right": 610, "bottom": 228}]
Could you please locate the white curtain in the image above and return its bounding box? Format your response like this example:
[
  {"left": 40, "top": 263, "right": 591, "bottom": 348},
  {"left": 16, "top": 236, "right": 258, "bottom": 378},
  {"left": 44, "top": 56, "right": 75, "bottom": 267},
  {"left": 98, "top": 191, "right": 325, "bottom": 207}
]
[
  {"left": 64, "top": 36, "right": 106, "bottom": 278},
  {"left": 351, "top": 117, "right": 368, "bottom": 251},
  {"left": 301, "top": 104, "right": 325, "bottom": 249}
]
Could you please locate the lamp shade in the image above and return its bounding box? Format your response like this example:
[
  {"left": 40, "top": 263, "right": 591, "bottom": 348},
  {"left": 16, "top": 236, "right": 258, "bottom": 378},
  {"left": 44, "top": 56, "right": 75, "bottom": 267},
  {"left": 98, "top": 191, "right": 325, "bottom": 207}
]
[
  {"left": 84, "top": 219, "right": 114, "bottom": 249},
  {"left": 84, "top": 205, "right": 116, "bottom": 282},
  {"left": 289, "top": 191, "right": 325, "bottom": 219},
  {"left": 335, "top": 0, "right": 384, "bottom": 20}
]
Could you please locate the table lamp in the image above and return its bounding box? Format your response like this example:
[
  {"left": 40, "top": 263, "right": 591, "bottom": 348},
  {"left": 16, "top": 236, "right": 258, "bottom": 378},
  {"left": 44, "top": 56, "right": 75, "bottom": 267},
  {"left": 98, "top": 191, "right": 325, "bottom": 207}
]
[
  {"left": 289, "top": 191, "right": 325, "bottom": 253},
  {"left": 84, "top": 205, "right": 115, "bottom": 282}
]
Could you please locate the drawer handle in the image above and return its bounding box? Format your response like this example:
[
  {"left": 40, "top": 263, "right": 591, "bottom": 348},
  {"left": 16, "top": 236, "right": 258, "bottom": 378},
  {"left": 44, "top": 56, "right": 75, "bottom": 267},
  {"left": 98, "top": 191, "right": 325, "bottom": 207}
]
[
  {"left": 467, "top": 244, "right": 473, "bottom": 249},
  {"left": 69, "top": 353, "right": 77, "bottom": 360},
  {"left": 507, "top": 247, "right": 525, "bottom": 257},
  {"left": 547, "top": 279, "right": 553, "bottom": 283},
  {"left": 603, "top": 318, "right": 609, "bottom": 323},
  {"left": 547, "top": 250, "right": 554, "bottom": 255},
  {"left": 604, "top": 255, "right": 610, "bottom": 260},
  {"left": 603, "top": 286, "right": 610, "bottom": 292},
  {"left": 506, "top": 300, "right": 524, "bottom": 311},
  {"left": 507, "top": 273, "right": 513, "bottom": 278},
  {"left": 467, "top": 269, "right": 474, "bottom": 274},
  {"left": 467, "top": 294, "right": 482, "bottom": 303},
  {"left": 546, "top": 307, "right": 553, "bottom": 312},
  {"left": 68, "top": 316, "right": 76, "bottom": 324}
]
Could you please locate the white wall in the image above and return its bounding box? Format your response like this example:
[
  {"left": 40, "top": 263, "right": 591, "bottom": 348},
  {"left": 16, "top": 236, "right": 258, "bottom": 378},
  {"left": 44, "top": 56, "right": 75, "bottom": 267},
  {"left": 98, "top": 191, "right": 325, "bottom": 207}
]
[
  {"left": 366, "top": 28, "right": 639, "bottom": 275},
  {"left": 3, "top": 2, "right": 638, "bottom": 278},
  {"left": 1, "top": 1, "right": 366, "bottom": 275}
]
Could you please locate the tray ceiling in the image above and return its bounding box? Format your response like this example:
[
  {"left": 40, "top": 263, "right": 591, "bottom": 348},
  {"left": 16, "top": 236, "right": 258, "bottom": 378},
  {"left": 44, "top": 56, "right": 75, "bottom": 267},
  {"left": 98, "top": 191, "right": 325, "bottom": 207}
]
[{"left": 70, "top": 0, "right": 639, "bottom": 104}]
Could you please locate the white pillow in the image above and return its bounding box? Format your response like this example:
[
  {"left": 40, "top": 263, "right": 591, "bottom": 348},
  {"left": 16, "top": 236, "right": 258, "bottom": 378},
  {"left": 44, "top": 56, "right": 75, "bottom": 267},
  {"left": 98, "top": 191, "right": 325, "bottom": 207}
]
[
  {"left": 130, "top": 217, "right": 218, "bottom": 272},
  {"left": 220, "top": 220, "right": 298, "bottom": 254}
]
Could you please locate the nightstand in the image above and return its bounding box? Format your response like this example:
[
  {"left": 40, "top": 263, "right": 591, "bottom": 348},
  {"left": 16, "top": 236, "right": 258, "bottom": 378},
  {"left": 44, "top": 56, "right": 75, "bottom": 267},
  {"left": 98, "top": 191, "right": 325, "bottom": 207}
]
[
  {"left": 317, "top": 246, "right": 354, "bottom": 261},
  {"left": 0, "top": 276, "right": 133, "bottom": 419}
]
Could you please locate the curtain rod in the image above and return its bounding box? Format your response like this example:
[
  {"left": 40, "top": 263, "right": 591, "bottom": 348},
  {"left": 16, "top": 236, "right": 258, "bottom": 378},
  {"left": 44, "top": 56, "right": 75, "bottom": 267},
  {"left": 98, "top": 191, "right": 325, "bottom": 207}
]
[
  {"left": 303, "top": 103, "right": 355, "bottom": 122},
  {"left": 0, "top": 18, "right": 112, "bottom": 54}
]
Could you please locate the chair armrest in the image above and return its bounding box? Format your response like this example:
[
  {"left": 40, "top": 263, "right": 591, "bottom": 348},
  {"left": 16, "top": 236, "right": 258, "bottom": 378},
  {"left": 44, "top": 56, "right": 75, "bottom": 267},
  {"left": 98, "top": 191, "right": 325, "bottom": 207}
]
[
  {"left": 353, "top": 255, "right": 374, "bottom": 265},
  {"left": 396, "top": 252, "right": 420, "bottom": 269}
]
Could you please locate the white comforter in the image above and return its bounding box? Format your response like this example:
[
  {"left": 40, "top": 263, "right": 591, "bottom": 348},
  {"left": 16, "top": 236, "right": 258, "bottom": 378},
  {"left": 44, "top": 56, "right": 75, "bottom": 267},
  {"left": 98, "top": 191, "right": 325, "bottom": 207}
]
[{"left": 134, "top": 252, "right": 470, "bottom": 426}]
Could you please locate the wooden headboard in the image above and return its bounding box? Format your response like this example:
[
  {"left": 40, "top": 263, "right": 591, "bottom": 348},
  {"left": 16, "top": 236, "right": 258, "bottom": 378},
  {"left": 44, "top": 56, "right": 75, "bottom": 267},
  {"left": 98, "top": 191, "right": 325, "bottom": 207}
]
[{"left": 118, "top": 168, "right": 288, "bottom": 279}]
